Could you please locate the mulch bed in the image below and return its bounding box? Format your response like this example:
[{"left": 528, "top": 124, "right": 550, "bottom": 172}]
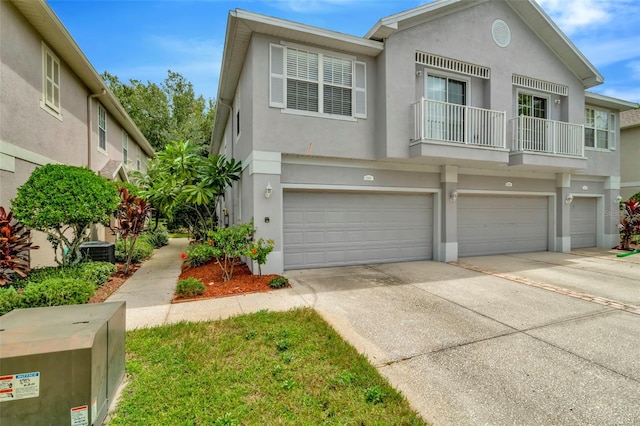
[
  {"left": 88, "top": 262, "right": 141, "bottom": 304},
  {"left": 173, "top": 261, "right": 282, "bottom": 302}
]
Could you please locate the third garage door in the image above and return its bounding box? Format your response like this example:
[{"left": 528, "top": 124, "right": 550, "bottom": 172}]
[
  {"left": 458, "top": 195, "right": 549, "bottom": 257},
  {"left": 570, "top": 197, "right": 597, "bottom": 248},
  {"left": 283, "top": 191, "right": 433, "bottom": 269}
]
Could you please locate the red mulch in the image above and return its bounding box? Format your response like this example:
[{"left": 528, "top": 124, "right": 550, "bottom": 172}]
[{"left": 173, "top": 261, "right": 282, "bottom": 303}]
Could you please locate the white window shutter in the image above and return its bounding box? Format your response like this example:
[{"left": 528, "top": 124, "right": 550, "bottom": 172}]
[
  {"left": 354, "top": 61, "right": 366, "bottom": 118},
  {"left": 269, "top": 44, "right": 285, "bottom": 108},
  {"left": 609, "top": 113, "right": 616, "bottom": 150}
]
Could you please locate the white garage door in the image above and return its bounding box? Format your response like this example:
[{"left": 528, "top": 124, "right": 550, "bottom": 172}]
[
  {"left": 458, "top": 195, "right": 549, "bottom": 257},
  {"left": 570, "top": 197, "right": 597, "bottom": 248},
  {"left": 283, "top": 191, "right": 433, "bottom": 269}
]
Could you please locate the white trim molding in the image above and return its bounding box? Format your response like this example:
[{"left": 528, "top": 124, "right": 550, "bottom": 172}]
[
  {"left": 0, "top": 140, "right": 59, "bottom": 172},
  {"left": 243, "top": 150, "right": 282, "bottom": 175}
]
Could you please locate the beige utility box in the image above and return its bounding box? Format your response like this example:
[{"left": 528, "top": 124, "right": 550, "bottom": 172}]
[{"left": 0, "top": 302, "right": 125, "bottom": 425}]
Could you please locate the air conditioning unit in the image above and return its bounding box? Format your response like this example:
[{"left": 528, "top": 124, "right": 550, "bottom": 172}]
[{"left": 80, "top": 241, "right": 116, "bottom": 263}]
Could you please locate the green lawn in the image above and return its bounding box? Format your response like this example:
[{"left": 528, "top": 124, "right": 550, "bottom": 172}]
[{"left": 108, "top": 308, "right": 426, "bottom": 425}]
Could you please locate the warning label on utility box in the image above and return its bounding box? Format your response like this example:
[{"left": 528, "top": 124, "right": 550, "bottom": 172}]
[
  {"left": 70, "top": 404, "right": 89, "bottom": 426},
  {"left": 0, "top": 372, "right": 40, "bottom": 402}
]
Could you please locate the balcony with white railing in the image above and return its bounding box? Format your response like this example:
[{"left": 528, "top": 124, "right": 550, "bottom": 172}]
[
  {"left": 509, "top": 116, "right": 587, "bottom": 169},
  {"left": 409, "top": 98, "right": 509, "bottom": 164}
]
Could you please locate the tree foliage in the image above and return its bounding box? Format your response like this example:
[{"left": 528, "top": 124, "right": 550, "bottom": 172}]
[
  {"left": 12, "top": 164, "right": 119, "bottom": 266},
  {"left": 102, "top": 70, "right": 214, "bottom": 151},
  {"left": 132, "top": 141, "right": 241, "bottom": 240}
]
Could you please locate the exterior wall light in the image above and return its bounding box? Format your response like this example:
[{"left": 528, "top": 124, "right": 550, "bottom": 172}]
[
  {"left": 450, "top": 191, "right": 458, "bottom": 202},
  {"left": 565, "top": 194, "right": 574, "bottom": 205},
  {"left": 616, "top": 195, "right": 623, "bottom": 203},
  {"left": 265, "top": 182, "right": 273, "bottom": 199}
]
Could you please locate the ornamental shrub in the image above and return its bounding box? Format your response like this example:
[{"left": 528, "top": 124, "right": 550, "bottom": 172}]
[
  {"left": 12, "top": 164, "right": 119, "bottom": 265},
  {"left": 176, "top": 277, "right": 205, "bottom": 298},
  {"left": 206, "top": 222, "right": 255, "bottom": 282},
  {"left": 115, "top": 239, "right": 154, "bottom": 264},
  {"left": 79, "top": 262, "right": 117, "bottom": 286},
  {"left": 0, "top": 286, "right": 21, "bottom": 316},
  {"left": 268, "top": 276, "right": 289, "bottom": 289},
  {"left": 0, "top": 206, "right": 39, "bottom": 286},
  {"left": 14, "top": 262, "right": 116, "bottom": 288},
  {"left": 247, "top": 238, "right": 275, "bottom": 277},
  {"left": 143, "top": 225, "right": 169, "bottom": 248},
  {"left": 186, "top": 243, "right": 217, "bottom": 267},
  {"left": 21, "top": 278, "right": 95, "bottom": 308}
]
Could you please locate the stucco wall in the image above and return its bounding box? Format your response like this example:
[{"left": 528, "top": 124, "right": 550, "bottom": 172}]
[
  {"left": 248, "top": 34, "right": 378, "bottom": 160},
  {"left": 620, "top": 125, "right": 640, "bottom": 199}
]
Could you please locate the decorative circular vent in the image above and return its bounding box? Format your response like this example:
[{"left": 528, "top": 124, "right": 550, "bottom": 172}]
[{"left": 492, "top": 19, "right": 511, "bottom": 48}]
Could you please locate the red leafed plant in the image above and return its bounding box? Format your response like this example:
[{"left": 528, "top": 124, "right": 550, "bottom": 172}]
[
  {"left": 111, "top": 186, "right": 152, "bottom": 274},
  {"left": 619, "top": 199, "right": 640, "bottom": 250},
  {"left": 1, "top": 206, "right": 39, "bottom": 286}
]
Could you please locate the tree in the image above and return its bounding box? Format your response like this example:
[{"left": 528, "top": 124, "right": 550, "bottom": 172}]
[
  {"left": 12, "top": 165, "right": 119, "bottom": 266},
  {"left": 132, "top": 141, "right": 241, "bottom": 240},
  {"left": 102, "top": 70, "right": 215, "bottom": 151}
]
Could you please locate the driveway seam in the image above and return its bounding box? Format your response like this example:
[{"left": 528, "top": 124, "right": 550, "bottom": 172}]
[{"left": 450, "top": 261, "right": 640, "bottom": 315}]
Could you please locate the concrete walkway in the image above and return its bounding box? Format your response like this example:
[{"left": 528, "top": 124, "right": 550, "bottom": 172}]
[{"left": 106, "top": 238, "right": 309, "bottom": 330}]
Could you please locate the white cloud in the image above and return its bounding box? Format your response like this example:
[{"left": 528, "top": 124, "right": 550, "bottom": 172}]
[
  {"left": 575, "top": 35, "right": 640, "bottom": 67},
  {"left": 597, "top": 87, "right": 640, "bottom": 104},
  {"left": 265, "top": 0, "right": 368, "bottom": 13},
  {"left": 628, "top": 61, "right": 640, "bottom": 80},
  {"left": 536, "top": 0, "right": 611, "bottom": 34}
]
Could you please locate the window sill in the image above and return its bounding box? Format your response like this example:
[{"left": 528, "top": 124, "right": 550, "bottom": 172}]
[
  {"left": 40, "top": 101, "right": 63, "bottom": 122},
  {"left": 585, "top": 147, "right": 614, "bottom": 153},
  {"left": 281, "top": 108, "right": 358, "bottom": 122},
  {"left": 97, "top": 147, "right": 108, "bottom": 156}
]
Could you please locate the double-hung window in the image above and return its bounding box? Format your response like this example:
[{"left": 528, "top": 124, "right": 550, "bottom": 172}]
[
  {"left": 270, "top": 43, "right": 366, "bottom": 119},
  {"left": 98, "top": 105, "right": 107, "bottom": 151},
  {"left": 41, "top": 43, "right": 61, "bottom": 119},
  {"left": 585, "top": 108, "right": 616, "bottom": 150},
  {"left": 122, "top": 130, "right": 129, "bottom": 163}
]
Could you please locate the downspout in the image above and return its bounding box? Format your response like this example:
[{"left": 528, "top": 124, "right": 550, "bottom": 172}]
[
  {"left": 217, "top": 98, "right": 234, "bottom": 227},
  {"left": 87, "top": 89, "right": 107, "bottom": 170}
]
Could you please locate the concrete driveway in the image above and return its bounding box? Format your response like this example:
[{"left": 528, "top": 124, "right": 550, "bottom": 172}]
[{"left": 286, "top": 250, "right": 640, "bottom": 425}]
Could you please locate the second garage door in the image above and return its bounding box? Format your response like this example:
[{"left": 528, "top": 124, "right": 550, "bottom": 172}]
[
  {"left": 458, "top": 195, "right": 549, "bottom": 257},
  {"left": 570, "top": 197, "right": 597, "bottom": 248},
  {"left": 283, "top": 191, "right": 433, "bottom": 269}
]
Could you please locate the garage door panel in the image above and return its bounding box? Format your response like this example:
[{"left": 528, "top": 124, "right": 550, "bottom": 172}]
[
  {"left": 458, "top": 195, "right": 548, "bottom": 257},
  {"left": 284, "top": 192, "right": 433, "bottom": 269},
  {"left": 571, "top": 198, "right": 597, "bottom": 248}
]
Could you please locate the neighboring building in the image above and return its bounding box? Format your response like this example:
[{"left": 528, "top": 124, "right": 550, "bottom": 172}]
[
  {"left": 620, "top": 109, "right": 640, "bottom": 199},
  {"left": 211, "top": 0, "right": 638, "bottom": 274},
  {"left": 0, "top": 0, "right": 155, "bottom": 266}
]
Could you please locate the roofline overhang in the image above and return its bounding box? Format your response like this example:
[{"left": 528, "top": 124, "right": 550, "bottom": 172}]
[
  {"left": 365, "top": 0, "right": 604, "bottom": 89},
  {"left": 210, "top": 9, "right": 384, "bottom": 153},
  {"left": 585, "top": 92, "right": 639, "bottom": 112},
  {"left": 10, "top": 0, "right": 155, "bottom": 158}
]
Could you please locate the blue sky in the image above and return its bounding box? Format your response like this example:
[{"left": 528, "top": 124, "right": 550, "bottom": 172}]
[{"left": 47, "top": 0, "right": 640, "bottom": 104}]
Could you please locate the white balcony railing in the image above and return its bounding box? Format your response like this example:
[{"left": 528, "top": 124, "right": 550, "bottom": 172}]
[
  {"left": 411, "top": 98, "right": 506, "bottom": 149},
  {"left": 511, "top": 116, "right": 584, "bottom": 157}
]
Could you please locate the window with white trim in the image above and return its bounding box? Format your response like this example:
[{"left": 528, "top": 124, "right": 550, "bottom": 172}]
[
  {"left": 136, "top": 153, "right": 141, "bottom": 171},
  {"left": 585, "top": 107, "right": 616, "bottom": 150},
  {"left": 41, "top": 43, "right": 61, "bottom": 116},
  {"left": 122, "top": 130, "right": 129, "bottom": 163},
  {"left": 98, "top": 105, "right": 107, "bottom": 151},
  {"left": 270, "top": 43, "right": 366, "bottom": 119}
]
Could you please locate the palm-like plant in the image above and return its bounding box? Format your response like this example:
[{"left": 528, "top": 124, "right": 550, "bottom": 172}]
[{"left": 619, "top": 199, "right": 640, "bottom": 250}]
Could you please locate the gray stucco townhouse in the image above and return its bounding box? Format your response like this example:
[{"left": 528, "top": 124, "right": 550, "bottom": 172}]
[{"left": 211, "top": 0, "right": 638, "bottom": 274}]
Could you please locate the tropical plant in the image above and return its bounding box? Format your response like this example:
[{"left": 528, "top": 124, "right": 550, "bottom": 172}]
[
  {"left": 12, "top": 164, "right": 119, "bottom": 266},
  {"left": 0, "top": 207, "right": 39, "bottom": 286},
  {"left": 132, "top": 141, "right": 241, "bottom": 241},
  {"left": 207, "top": 222, "right": 255, "bottom": 282},
  {"left": 247, "top": 238, "right": 275, "bottom": 277},
  {"left": 619, "top": 199, "right": 640, "bottom": 250},
  {"left": 112, "top": 185, "right": 153, "bottom": 273}
]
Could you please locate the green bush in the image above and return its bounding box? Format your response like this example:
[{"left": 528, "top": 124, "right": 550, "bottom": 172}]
[
  {"left": 80, "top": 262, "right": 117, "bottom": 286},
  {"left": 143, "top": 226, "right": 169, "bottom": 248},
  {"left": 176, "top": 277, "right": 205, "bottom": 298},
  {"left": 115, "top": 239, "right": 154, "bottom": 263},
  {"left": 21, "top": 278, "right": 95, "bottom": 308},
  {"left": 268, "top": 276, "right": 289, "bottom": 289},
  {"left": 14, "top": 262, "right": 116, "bottom": 288},
  {"left": 0, "top": 286, "right": 21, "bottom": 316},
  {"left": 186, "top": 243, "right": 218, "bottom": 267}
]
